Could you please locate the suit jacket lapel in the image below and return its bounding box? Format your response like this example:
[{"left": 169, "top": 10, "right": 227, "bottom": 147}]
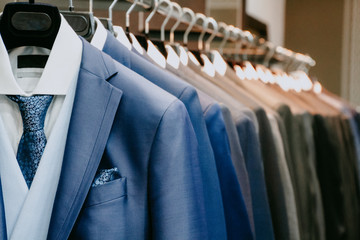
[
  {"left": 0, "top": 180, "right": 7, "bottom": 240},
  {"left": 47, "top": 39, "right": 123, "bottom": 240}
]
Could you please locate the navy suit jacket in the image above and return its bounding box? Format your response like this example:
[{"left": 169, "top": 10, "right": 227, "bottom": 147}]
[
  {"left": 197, "top": 91, "right": 254, "bottom": 240},
  {"left": 0, "top": 39, "right": 208, "bottom": 239},
  {"left": 102, "top": 32, "right": 227, "bottom": 239}
]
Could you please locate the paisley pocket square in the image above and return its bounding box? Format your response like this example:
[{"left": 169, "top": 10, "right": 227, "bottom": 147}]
[{"left": 92, "top": 167, "right": 121, "bottom": 187}]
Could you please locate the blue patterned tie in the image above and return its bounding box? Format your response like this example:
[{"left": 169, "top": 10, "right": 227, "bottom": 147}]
[{"left": 7, "top": 95, "right": 54, "bottom": 188}]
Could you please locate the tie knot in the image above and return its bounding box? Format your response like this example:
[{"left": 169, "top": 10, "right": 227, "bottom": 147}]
[{"left": 7, "top": 95, "right": 53, "bottom": 132}]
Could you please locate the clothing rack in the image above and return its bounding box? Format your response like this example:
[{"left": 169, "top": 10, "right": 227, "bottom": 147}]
[
  {"left": 112, "top": 0, "right": 316, "bottom": 70},
  {"left": 1, "top": 2, "right": 358, "bottom": 240}
]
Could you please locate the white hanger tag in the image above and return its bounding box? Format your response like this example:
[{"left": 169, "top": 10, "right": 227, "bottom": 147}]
[
  {"left": 147, "top": 40, "right": 166, "bottom": 69},
  {"left": 201, "top": 54, "right": 215, "bottom": 77},
  {"left": 211, "top": 50, "right": 227, "bottom": 76},
  {"left": 188, "top": 51, "right": 201, "bottom": 66},
  {"left": 113, "top": 26, "right": 132, "bottom": 51},
  {"left": 234, "top": 65, "right": 246, "bottom": 80},
  {"left": 165, "top": 45, "right": 180, "bottom": 69},
  {"left": 129, "top": 33, "right": 144, "bottom": 55},
  {"left": 179, "top": 46, "right": 189, "bottom": 66}
]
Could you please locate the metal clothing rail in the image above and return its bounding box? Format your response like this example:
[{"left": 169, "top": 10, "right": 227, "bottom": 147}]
[{"left": 117, "top": 0, "right": 316, "bottom": 69}]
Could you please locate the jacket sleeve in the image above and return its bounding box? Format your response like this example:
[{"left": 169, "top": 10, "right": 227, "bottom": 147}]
[{"left": 148, "top": 99, "right": 208, "bottom": 240}]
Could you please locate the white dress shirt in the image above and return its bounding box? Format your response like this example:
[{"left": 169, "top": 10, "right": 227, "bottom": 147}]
[
  {"left": 0, "top": 15, "right": 82, "bottom": 239},
  {"left": 91, "top": 17, "right": 134, "bottom": 53},
  {"left": 91, "top": 17, "right": 108, "bottom": 51}
]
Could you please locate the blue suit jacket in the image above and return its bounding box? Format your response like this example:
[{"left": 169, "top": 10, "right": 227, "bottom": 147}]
[
  {"left": 0, "top": 39, "right": 208, "bottom": 239},
  {"left": 197, "top": 91, "right": 254, "bottom": 240},
  {"left": 235, "top": 112, "right": 275, "bottom": 240},
  {"left": 102, "top": 32, "right": 227, "bottom": 239}
]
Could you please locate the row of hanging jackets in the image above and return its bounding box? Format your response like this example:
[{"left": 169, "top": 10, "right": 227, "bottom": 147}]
[{"left": 0, "top": 1, "right": 359, "bottom": 240}]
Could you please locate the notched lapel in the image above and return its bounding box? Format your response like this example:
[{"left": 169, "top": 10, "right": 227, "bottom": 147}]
[
  {"left": 0, "top": 179, "right": 7, "bottom": 240},
  {"left": 47, "top": 39, "right": 122, "bottom": 240}
]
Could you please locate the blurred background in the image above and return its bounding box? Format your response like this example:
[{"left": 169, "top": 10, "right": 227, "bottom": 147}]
[{"left": 1, "top": 0, "right": 359, "bottom": 105}]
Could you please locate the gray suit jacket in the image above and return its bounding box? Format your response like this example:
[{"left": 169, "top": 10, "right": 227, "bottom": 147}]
[
  {"left": 238, "top": 79, "right": 326, "bottom": 240},
  {"left": 166, "top": 63, "right": 255, "bottom": 234},
  {"left": 190, "top": 64, "right": 300, "bottom": 240},
  {"left": 173, "top": 61, "right": 279, "bottom": 240}
]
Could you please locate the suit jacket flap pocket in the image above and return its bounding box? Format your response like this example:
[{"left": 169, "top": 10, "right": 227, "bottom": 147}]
[{"left": 85, "top": 177, "right": 127, "bottom": 207}]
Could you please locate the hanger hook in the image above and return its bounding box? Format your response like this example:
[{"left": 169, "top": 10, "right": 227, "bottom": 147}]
[
  {"left": 145, "top": 0, "right": 172, "bottom": 37},
  {"left": 276, "top": 46, "right": 293, "bottom": 72},
  {"left": 218, "top": 22, "right": 230, "bottom": 54},
  {"left": 263, "top": 42, "right": 275, "bottom": 67},
  {"left": 285, "top": 50, "right": 297, "bottom": 72},
  {"left": 232, "top": 27, "right": 244, "bottom": 53},
  {"left": 244, "top": 31, "right": 254, "bottom": 47},
  {"left": 109, "top": 0, "right": 118, "bottom": 23},
  {"left": 126, "top": 0, "right": 139, "bottom": 31},
  {"left": 243, "top": 30, "right": 254, "bottom": 61},
  {"left": 195, "top": 13, "right": 208, "bottom": 51},
  {"left": 181, "top": 8, "right": 196, "bottom": 46},
  {"left": 89, "top": 0, "right": 93, "bottom": 14},
  {"left": 145, "top": 0, "right": 158, "bottom": 35},
  {"left": 68, "top": 0, "right": 74, "bottom": 11},
  {"left": 160, "top": 1, "right": 174, "bottom": 42},
  {"left": 205, "top": 17, "right": 218, "bottom": 52},
  {"left": 169, "top": 3, "right": 183, "bottom": 44},
  {"left": 225, "top": 25, "right": 238, "bottom": 53}
]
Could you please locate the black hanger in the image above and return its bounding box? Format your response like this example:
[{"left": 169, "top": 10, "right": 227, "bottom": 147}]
[
  {"left": 125, "top": 27, "right": 148, "bottom": 50},
  {"left": 0, "top": 1, "right": 61, "bottom": 50},
  {"left": 61, "top": 0, "right": 95, "bottom": 41},
  {"left": 190, "top": 50, "right": 205, "bottom": 66},
  {"left": 61, "top": 11, "right": 95, "bottom": 41},
  {"left": 151, "top": 39, "right": 167, "bottom": 57},
  {"left": 135, "top": 33, "right": 148, "bottom": 50},
  {"left": 125, "top": 26, "right": 133, "bottom": 44}
]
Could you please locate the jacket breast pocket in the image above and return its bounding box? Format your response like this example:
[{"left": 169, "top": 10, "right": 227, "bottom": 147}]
[
  {"left": 84, "top": 177, "right": 127, "bottom": 207},
  {"left": 70, "top": 177, "right": 128, "bottom": 240}
]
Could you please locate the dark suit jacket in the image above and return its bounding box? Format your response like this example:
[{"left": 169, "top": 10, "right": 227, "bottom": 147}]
[
  {"left": 101, "top": 32, "right": 227, "bottom": 239},
  {"left": 313, "top": 115, "right": 345, "bottom": 240},
  {"left": 336, "top": 117, "right": 360, "bottom": 240},
  {"left": 234, "top": 109, "right": 275, "bottom": 240},
  {"left": 0, "top": 39, "right": 209, "bottom": 239}
]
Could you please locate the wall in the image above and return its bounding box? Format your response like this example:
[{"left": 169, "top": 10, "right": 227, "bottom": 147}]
[
  {"left": 285, "top": 0, "right": 345, "bottom": 96},
  {"left": 246, "top": 0, "right": 286, "bottom": 46},
  {"left": 341, "top": 0, "right": 360, "bottom": 106},
  {"left": 206, "top": 0, "right": 243, "bottom": 27}
]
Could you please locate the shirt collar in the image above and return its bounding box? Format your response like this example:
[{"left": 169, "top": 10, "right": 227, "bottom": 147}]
[
  {"left": 0, "top": 15, "right": 82, "bottom": 96},
  {"left": 91, "top": 17, "right": 108, "bottom": 51}
]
